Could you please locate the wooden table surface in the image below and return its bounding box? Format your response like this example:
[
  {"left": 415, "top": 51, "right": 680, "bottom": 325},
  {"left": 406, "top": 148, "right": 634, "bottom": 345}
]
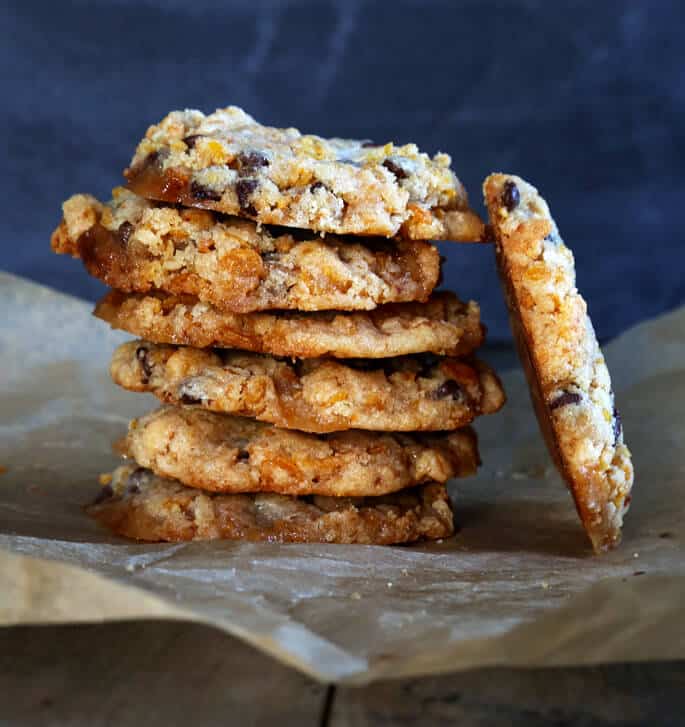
[{"left": 2, "top": 620, "right": 683, "bottom": 726}]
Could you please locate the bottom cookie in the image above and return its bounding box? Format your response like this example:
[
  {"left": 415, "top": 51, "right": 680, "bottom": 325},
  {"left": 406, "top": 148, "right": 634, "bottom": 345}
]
[{"left": 87, "top": 465, "right": 455, "bottom": 544}]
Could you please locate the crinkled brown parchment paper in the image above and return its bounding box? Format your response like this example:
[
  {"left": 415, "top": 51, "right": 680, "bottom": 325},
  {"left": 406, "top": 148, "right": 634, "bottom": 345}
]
[{"left": 1, "top": 271, "right": 683, "bottom": 684}]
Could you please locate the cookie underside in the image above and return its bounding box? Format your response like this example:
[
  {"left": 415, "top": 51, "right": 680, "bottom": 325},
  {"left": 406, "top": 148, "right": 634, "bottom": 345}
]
[{"left": 484, "top": 173, "right": 634, "bottom": 553}]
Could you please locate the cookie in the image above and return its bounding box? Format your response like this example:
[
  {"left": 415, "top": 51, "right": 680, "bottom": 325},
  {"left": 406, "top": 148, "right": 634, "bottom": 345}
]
[
  {"left": 87, "top": 465, "right": 454, "bottom": 544},
  {"left": 52, "top": 188, "right": 440, "bottom": 312},
  {"left": 483, "top": 173, "right": 633, "bottom": 553},
  {"left": 95, "top": 290, "right": 485, "bottom": 359},
  {"left": 111, "top": 341, "right": 506, "bottom": 433},
  {"left": 124, "top": 106, "right": 484, "bottom": 241},
  {"left": 123, "top": 406, "right": 480, "bottom": 497}
]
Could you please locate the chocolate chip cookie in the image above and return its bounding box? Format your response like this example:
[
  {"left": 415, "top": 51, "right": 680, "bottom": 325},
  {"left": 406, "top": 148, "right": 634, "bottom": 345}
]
[
  {"left": 123, "top": 406, "right": 480, "bottom": 497},
  {"left": 111, "top": 340, "right": 505, "bottom": 433},
  {"left": 483, "top": 173, "right": 634, "bottom": 553},
  {"left": 52, "top": 188, "right": 441, "bottom": 312},
  {"left": 87, "top": 465, "right": 455, "bottom": 544},
  {"left": 95, "top": 290, "right": 485, "bottom": 359},
  {"left": 124, "top": 106, "right": 484, "bottom": 241}
]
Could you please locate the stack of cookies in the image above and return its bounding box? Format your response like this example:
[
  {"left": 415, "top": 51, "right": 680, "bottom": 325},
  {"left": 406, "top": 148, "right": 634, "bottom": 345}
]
[{"left": 51, "top": 106, "right": 505, "bottom": 545}]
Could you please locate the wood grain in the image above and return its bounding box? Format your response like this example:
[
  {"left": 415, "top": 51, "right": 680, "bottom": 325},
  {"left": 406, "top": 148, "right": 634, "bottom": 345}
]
[
  {"left": 331, "top": 662, "right": 685, "bottom": 726},
  {"left": 0, "top": 621, "right": 326, "bottom": 726},
  {"left": 2, "top": 620, "right": 685, "bottom": 726}
]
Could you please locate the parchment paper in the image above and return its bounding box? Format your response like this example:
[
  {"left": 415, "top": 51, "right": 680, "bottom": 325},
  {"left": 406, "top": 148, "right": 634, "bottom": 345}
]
[{"left": 1, "top": 271, "right": 684, "bottom": 685}]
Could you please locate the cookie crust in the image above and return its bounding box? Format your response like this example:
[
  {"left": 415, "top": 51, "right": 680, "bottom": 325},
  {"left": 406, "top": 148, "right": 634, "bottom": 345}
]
[
  {"left": 483, "top": 173, "right": 633, "bottom": 553},
  {"left": 111, "top": 341, "right": 505, "bottom": 433},
  {"left": 124, "top": 106, "right": 484, "bottom": 241},
  {"left": 52, "top": 189, "right": 440, "bottom": 312},
  {"left": 124, "top": 406, "right": 480, "bottom": 497},
  {"left": 87, "top": 465, "right": 455, "bottom": 544},
  {"left": 95, "top": 290, "right": 485, "bottom": 359}
]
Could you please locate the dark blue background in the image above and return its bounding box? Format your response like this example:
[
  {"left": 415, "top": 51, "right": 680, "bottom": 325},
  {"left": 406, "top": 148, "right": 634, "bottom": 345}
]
[{"left": 3, "top": 0, "right": 683, "bottom": 341}]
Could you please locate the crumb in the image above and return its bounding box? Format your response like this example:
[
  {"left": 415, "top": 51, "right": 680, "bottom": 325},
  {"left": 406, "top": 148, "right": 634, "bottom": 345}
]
[
  {"left": 99, "top": 473, "right": 113, "bottom": 486},
  {"left": 350, "top": 592, "right": 361, "bottom": 600},
  {"left": 633, "top": 571, "right": 646, "bottom": 576},
  {"left": 633, "top": 552, "right": 640, "bottom": 559},
  {"left": 401, "top": 568, "right": 409, "bottom": 577},
  {"left": 541, "top": 581, "right": 549, "bottom": 589},
  {"left": 0, "top": 465, "right": 7, "bottom": 476},
  {"left": 387, "top": 582, "right": 393, "bottom": 588}
]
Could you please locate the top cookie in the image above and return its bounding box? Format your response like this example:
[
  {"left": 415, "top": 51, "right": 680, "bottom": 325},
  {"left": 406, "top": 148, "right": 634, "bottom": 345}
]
[
  {"left": 483, "top": 173, "right": 633, "bottom": 553},
  {"left": 125, "top": 106, "right": 484, "bottom": 240}
]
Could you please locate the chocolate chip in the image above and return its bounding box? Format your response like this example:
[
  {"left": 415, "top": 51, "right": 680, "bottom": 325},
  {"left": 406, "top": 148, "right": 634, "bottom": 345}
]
[
  {"left": 501, "top": 180, "right": 520, "bottom": 211},
  {"left": 190, "top": 181, "right": 222, "bottom": 202},
  {"left": 549, "top": 390, "right": 582, "bottom": 410},
  {"left": 180, "top": 393, "right": 201, "bottom": 405},
  {"left": 128, "top": 467, "right": 147, "bottom": 487},
  {"left": 144, "top": 150, "right": 161, "bottom": 167},
  {"left": 633, "top": 571, "right": 646, "bottom": 576},
  {"left": 659, "top": 531, "right": 673, "bottom": 539},
  {"left": 135, "top": 346, "right": 153, "bottom": 383},
  {"left": 237, "top": 449, "right": 250, "bottom": 461},
  {"left": 431, "top": 379, "right": 463, "bottom": 400},
  {"left": 183, "top": 134, "right": 204, "bottom": 149},
  {"left": 117, "top": 221, "right": 134, "bottom": 245},
  {"left": 127, "top": 484, "right": 141, "bottom": 495},
  {"left": 613, "top": 406, "right": 622, "bottom": 444},
  {"left": 236, "top": 151, "right": 269, "bottom": 171},
  {"left": 236, "top": 178, "right": 259, "bottom": 216},
  {"left": 92, "top": 484, "right": 113, "bottom": 505},
  {"left": 383, "top": 159, "right": 408, "bottom": 180},
  {"left": 310, "top": 181, "right": 326, "bottom": 192}
]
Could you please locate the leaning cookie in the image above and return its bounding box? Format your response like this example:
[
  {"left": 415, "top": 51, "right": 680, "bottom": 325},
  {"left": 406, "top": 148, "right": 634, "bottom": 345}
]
[
  {"left": 87, "top": 465, "right": 455, "bottom": 544},
  {"left": 95, "top": 290, "right": 485, "bottom": 359},
  {"left": 124, "top": 406, "right": 480, "bottom": 497},
  {"left": 483, "top": 173, "right": 633, "bottom": 553},
  {"left": 111, "top": 340, "right": 505, "bottom": 433},
  {"left": 124, "top": 106, "right": 484, "bottom": 241},
  {"left": 52, "top": 188, "right": 441, "bottom": 312}
]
